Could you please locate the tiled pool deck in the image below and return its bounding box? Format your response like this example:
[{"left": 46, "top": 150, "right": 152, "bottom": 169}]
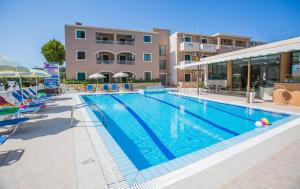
[
  {"left": 78, "top": 92, "right": 300, "bottom": 188},
  {"left": 1, "top": 92, "right": 300, "bottom": 189}
]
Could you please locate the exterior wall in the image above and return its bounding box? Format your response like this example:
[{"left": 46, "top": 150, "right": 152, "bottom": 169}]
[
  {"left": 65, "top": 25, "right": 160, "bottom": 80},
  {"left": 169, "top": 33, "right": 178, "bottom": 86},
  {"left": 175, "top": 32, "right": 252, "bottom": 86},
  {"left": 153, "top": 28, "right": 171, "bottom": 85},
  {"left": 280, "top": 52, "right": 291, "bottom": 82},
  {"left": 227, "top": 61, "right": 233, "bottom": 88},
  {"left": 273, "top": 83, "right": 300, "bottom": 106}
]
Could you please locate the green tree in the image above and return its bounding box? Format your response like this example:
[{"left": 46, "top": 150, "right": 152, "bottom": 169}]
[{"left": 41, "top": 39, "right": 65, "bottom": 65}]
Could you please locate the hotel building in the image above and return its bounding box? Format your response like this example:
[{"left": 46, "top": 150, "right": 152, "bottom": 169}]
[
  {"left": 65, "top": 23, "right": 170, "bottom": 85},
  {"left": 168, "top": 32, "right": 265, "bottom": 86}
]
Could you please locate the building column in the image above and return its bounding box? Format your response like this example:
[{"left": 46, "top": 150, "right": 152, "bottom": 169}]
[
  {"left": 227, "top": 60, "right": 233, "bottom": 89},
  {"left": 280, "top": 52, "right": 291, "bottom": 82},
  {"left": 247, "top": 58, "right": 251, "bottom": 103}
]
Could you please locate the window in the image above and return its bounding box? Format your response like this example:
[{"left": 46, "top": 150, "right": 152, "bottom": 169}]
[
  {"left": 143, "top": 35, "right": 152, "bottom": 43},
  {"left": 76, "top": 51, "right": 86, "bottom": 60},
  {"left": 291, "top": 51, "right": 300, "bottom": 81},
  {"left": 144, "top": 72, "right": 152, "bottom": 81},
  {"left": 208, "top": 62, "right": 227, "bottom": 80},
  {"left": 143, "top": 53, "right": 152, "bottom": 62},
  {"left": 75, "top": 30, "right": 86, "bottom": 39},
  {"left": 184, "top": 54, "right": 191, "bottom": 61},
  {"left": 159, "top": 60, "right": 167, "bottom": 70},
  {"left": 159, "top": 44, "right": 167, "bottom": 56},
  {"left": 221, "top": 39, "right": 233, "bottom": 46},
  {"left": 201, "top": 38, "right": 208, "bottom": 44},
  {"left": 184, "top": 36, "right": 192, "bottom": 42},
  {"left": 77, "top": 72, "right": 86, "bottom": 81},
  {"left": 184, "top": 74, "right": 191, "bottom": 82}
]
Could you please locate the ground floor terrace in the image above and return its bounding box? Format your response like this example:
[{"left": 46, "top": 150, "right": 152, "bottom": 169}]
[
  {"left": 1, "top": 91, "right": 300, "bottom": 189},
  {"left": 176, "top": 37, "right": 300, "bottom": 106}
]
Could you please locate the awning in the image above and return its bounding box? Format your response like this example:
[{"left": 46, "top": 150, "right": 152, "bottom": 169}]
[{"left": 175, "top": 36, "right": 300, "bottom": 69}]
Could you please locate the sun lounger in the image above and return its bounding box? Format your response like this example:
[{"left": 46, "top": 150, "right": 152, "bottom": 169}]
[
  {"left": 0, "top": 96, "right": 40, "bottom": 113},
  {"left": 103, "top": 84, "right": 109, "bottom": 92},
  {"left": 111, "top": 84, "right": 118, "bottom": 91},
  {"left": 87, "top": 84, "right": 94, "bottom": 92},
  {"left": 124, "top": 83, "right": 130, "bottom": 91},
  {"left": 11, "top": 91, "right": 45, "bottom": 108},
  {"left": 0, "top": 116, "right": 30, "bottom": 144}
]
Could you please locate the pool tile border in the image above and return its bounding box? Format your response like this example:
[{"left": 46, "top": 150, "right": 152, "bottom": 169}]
[{"left": 78, "top": 93, "right": 300, "bottom": 188}]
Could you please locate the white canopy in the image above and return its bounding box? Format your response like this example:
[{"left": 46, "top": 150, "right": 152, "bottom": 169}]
[
  {"left": 175, "top": 36, "right": 300, "bottom": 69},
  {"left": 113, "top": 72, "right": 129, "bottom": 78},
  {"left": 89, "top": 73, "right": 105, "bottom": 79}
]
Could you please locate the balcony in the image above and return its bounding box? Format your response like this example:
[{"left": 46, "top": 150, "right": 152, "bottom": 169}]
[
  {"left": 180, "top": 42, "right": 200, "bottom": 52},
  {"left": 180, "top": 60, "right": 200, "bottom": 65},
  {"left": 116, "top": 60, "right": 135, "bottom": 65},
  {"left": 117, "top": 52, "right": 135, "bottom": 65},
  {"left": 200, "top": 44, "right": 217, "bottom": 53},
  {"left": 217, "top": 45, "right": 245, "bottom": 53},
  {"left": 96, "top": 60, "right": 114, "bottom": 64},
  {"left": 95, "top": 39, "right": 114, "bottom": 45}
]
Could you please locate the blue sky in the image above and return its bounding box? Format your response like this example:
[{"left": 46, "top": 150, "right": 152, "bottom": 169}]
[{"left": 1, "top": 0, "right": 300, "bottom": 68}]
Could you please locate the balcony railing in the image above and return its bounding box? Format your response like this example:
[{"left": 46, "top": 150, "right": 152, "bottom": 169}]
[
  {"left": 95, "top": 40, "right": 114, "bottom": 45},
  {"left": 117, "top": 60, "right": 135, "bottom": 65},
  {"left": 180, "top": 42, "right": 200, "bottom": 52},
  {"left": 180, "top": 60, "right": 200, "bottom": 65},
  {"left": 95, "top": 40, "right": 135, "bottom": 46},
  {"left": 200, "top": 44, "right": 217, "bottom": 53},
  {"left": 96, "top": 60, "right": 114, "bottom": 64},
  {"left": 116, "top": 41, "right": 135, "bottom": 46}
]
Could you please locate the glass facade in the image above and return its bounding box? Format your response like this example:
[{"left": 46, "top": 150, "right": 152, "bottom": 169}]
[
  {"left": 251, "top": 54, "right": 280, "bottom": 87},
  {"left": 208, "top": 62, "right": 227, "bottom": 80},
  {"left": 291, "top": 51, "right": 300, "bottom": 81},
  {"left": 232, "top": 54, "right": 280, "bottom": 90}
]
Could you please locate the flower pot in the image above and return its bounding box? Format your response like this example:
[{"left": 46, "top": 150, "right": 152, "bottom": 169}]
[{"left": 249, "top": 92, "right": 256, "bottom": 103}]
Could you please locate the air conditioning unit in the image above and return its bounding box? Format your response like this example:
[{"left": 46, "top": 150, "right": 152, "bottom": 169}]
[
  {"left": 180, "top": 34, "right": 185, "bottom": 38},
  {"left": 191, "top": 52, "right": 197, "bottom": 56}
]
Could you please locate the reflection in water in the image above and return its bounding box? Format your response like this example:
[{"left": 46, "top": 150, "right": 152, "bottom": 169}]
[
  {"left": 113, "top": 103, "right": 125, "bottom": 111},
  {"left": 170, "top": 109, "right": 178, "bottom": 139},
  {"left": 203, "top": 100, "right": 207, "bottom": 115},
  {"left": 179, "top": 105, "right": 185, "bottom": 132}
]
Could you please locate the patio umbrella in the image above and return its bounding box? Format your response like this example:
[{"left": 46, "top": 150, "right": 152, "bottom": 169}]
[
  {"left": 28, "top": 69, "right": 51, "bottom": 86},
  {"left": 89, "top": 73, "right": 105, "bottom": 84},
  {"left": 0, "top": 57, "right": 31, "bottom": 103},
  {"left": 112, "top": 72, "right": 129, "bottom": 82}
]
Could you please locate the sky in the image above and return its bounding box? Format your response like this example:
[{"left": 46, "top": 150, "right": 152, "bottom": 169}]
[{"left": 1, "top": 0, "right": 300, "bottom": 68}]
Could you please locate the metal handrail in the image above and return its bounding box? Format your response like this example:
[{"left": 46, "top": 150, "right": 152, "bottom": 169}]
[
  {"left": 96, "top": 60, "right": 114, "bottom": 64},
  {"left": 70, "top": 102, "right": 107, "bottom": 127},
  {"left": 116, "top": 60, "right": 135, "bottom": 65}
]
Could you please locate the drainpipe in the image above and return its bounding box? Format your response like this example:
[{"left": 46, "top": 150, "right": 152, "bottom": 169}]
[{"left": 247, "top": 58, "right": 251, "bottom": 103}]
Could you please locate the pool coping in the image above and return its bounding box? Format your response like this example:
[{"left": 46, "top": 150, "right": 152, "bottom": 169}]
[{"left": 76, "top": 92, "right": 300, "bottom": 189}]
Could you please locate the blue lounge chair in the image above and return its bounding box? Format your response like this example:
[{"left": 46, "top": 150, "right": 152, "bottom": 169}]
[
  {"left": 124, "top": 83, "right": 130, "bottom": 90},
  {"left": 103, "top": 83, "right": 109, "bottom": 91},
  {"left": 29, "top": 88, "right": 37, "bottom": 96},
  {"left": 87, "top": 84, "right": 93, "bottom": 92},
  {"left": 11, "top": 91, "right": 45, "bottom": 108},
  {"left": 112, "top": 84, "right": 118, "bottom": 91},
  {"left": 0, "top": 116, "right": 29, "bottom": 144}
]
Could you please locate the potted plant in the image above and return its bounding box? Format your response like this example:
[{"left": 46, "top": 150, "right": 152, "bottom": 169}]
[
  {"left": 249, "top": 87, "right": 256, "bottom": 103},
  {"left": 198, "top": 81, "right": 205, "bottom": 93}
]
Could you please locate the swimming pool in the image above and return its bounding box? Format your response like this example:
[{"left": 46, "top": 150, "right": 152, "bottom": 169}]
[{"left": 81, "top": 92, "right": 291, "bottom": 184}]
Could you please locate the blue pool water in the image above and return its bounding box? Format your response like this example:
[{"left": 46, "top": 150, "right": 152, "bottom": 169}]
[{"left": 82, "top": 92, "right": 288, "bottom": 170}]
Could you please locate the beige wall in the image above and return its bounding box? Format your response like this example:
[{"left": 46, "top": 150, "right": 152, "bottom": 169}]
[
  {"left": 65, "top": 25, "right": 163, "bottom": 80},
  {"left": 280, "top": 52, "right": 291, "bottom": 82}
]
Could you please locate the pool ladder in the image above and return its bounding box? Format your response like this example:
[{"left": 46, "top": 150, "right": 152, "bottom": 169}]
[{"left": 70, "top": 102, "right": 107, "bottom": 127}]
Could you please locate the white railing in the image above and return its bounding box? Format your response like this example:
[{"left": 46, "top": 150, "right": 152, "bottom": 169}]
[
  {"left": 116, "top": 60, "right": 135, "bottom": 65},
  {"left": 96, "top": 60, "right": 115, "bottom": 64},
  {"left": 180, "top": 60, "right": 200, "bottom": 65},
  {"left": 95, "top": 40, "right": 135, "bottom": 46},
  {"left": 200, "top": 44, "right": 217, "bottom": 53},
  {"left": 180, "top": 42, "right": 200, "bottom": 51}
]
